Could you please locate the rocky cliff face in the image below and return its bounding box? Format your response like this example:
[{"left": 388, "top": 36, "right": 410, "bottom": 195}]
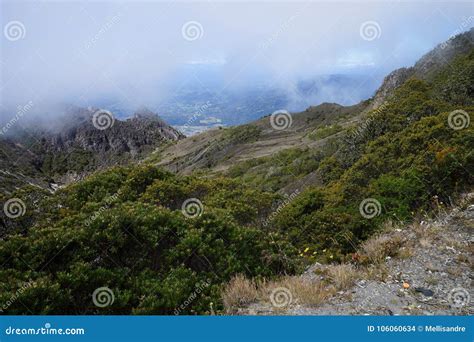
[
  {"left": 370, "top": 28, "right": 474, "bottom": 109},
  {"left": 0, "top": 106, "right": 184, "bottom": 193},
  {"left": 370, "top": 67, "right": 414, "bottom": 108},
  {"left": 43, "top": 107, "right": 183, "bottom": 157}
]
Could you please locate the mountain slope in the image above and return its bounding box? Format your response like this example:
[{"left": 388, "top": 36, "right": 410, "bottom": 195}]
[
  {"left": 0, "top": 29, "right": 472, "bottom": 315},
  {"left": 153, "top": 101, "right": 366, "bottom": 176},
  {"left": 152, "top": 29, "right": 474, "bottom": 194},
  {"left": 0, "top": 107, "right": 183, "bottom": 193}
]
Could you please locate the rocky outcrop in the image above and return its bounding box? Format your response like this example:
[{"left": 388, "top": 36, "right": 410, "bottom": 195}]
[
  {"left": 369, "top": 27, "right": 474, "bottom": 110},
  {"left": 0, "top": 106, "right": 184, "bottom": 193},
  {"left": 370, "top": 67, "right": 414, "bottom": 109},
  {"left": 43, "top": 107, "right": 183, "bottom": 156}
]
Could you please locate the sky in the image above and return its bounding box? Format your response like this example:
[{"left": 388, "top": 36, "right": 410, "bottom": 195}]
[{"left": 0, "top": 0, "right": 473, "bottom": 117}]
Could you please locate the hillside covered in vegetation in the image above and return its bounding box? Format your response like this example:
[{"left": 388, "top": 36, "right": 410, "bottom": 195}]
[{"left": 0, "top": 31, "right": 472, "bottom": 315}]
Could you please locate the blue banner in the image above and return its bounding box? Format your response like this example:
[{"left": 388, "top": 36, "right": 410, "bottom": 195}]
[{"left": 0, "top": 316, "right": 472, "bottom": 342}]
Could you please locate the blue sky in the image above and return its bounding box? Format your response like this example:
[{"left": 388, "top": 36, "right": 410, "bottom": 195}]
[{"left": 1, "top": 0, "right": 473, "bottom": 113}]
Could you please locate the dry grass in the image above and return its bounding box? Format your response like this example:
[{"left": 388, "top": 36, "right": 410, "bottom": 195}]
[
  {"left": 222, "top": 274, "right": 258, "bottom": 313},
  {"left": 441, "top": 236, "right": 465, "bottom": 250},
  {"left": 446, "top": 266, "right": 463, "bottom": 277},
  {"left": 411, "top": 221, "right": 441, "bottom": 243},
  {"left": 358, "top": 225, "right": 405, "bottom": 264},
  {"left": 363, "top": 263, "right": 390, "bottom": 281},
  {"left": 397, "top": 246, "right": 414, "bottom": 259},
  {"left": 222, "top": 275, "right": 336, "bottom": 312},
  {"left": 262, "top": 277, "right": 335, "bottom": 306},
  {"left": 327, "top": 264, "right": 359, "bottom": 290}
]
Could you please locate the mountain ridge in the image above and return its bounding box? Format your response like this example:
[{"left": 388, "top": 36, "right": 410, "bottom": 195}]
[
  {"left": 370, "top": 27, "right": 474, "bottom": 109},
  {"left": 0, "top": 106, "right": 183, "bottom": 193}
]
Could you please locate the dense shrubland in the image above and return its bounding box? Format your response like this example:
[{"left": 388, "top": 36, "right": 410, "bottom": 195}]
[
  {"left": 0, "top": 49, "right": 472, "bottom": 315},
  {"left": 0, "top": 166, "right": 300, "bottom": 314},
  {"left": 228, "top": 50, "right": 473, "bottom": 261}
]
